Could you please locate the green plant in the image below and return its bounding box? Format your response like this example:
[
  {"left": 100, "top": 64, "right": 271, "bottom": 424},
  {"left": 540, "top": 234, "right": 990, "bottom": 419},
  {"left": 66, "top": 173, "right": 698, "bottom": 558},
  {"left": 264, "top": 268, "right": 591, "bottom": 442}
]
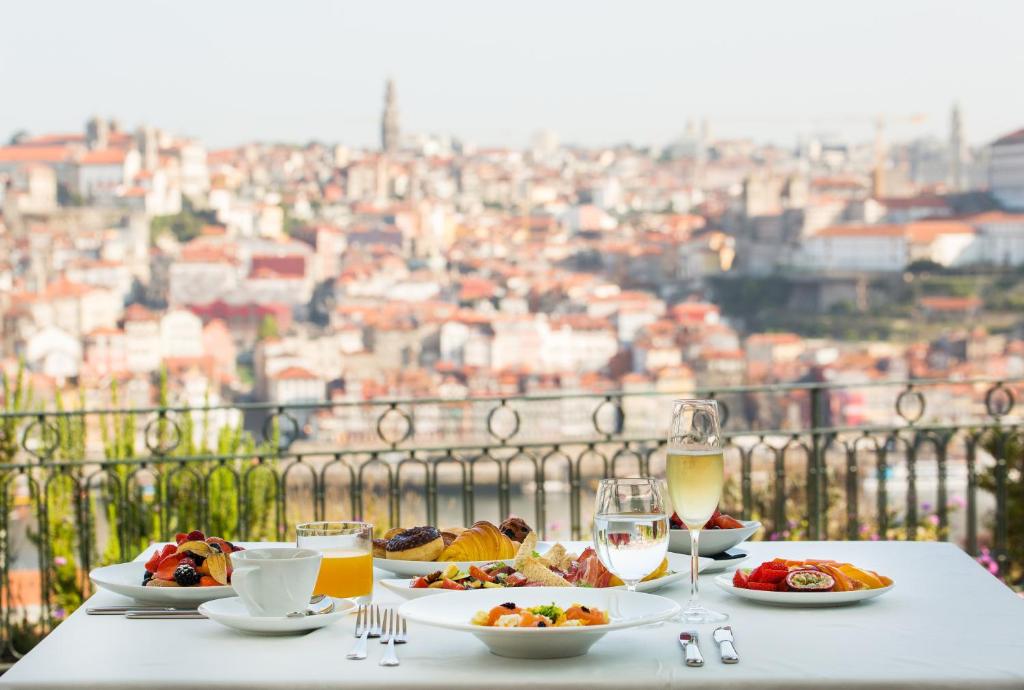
[{"left": 979, "top": 428, "right": 1023, "bottom": 590}]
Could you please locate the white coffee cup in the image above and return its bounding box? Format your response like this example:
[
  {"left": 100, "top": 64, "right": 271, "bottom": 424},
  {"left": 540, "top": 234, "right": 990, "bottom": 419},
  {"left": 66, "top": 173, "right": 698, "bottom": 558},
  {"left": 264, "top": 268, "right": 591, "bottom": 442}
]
[{"left": 230, "top": 548, "right": 322, "bottom": 617}]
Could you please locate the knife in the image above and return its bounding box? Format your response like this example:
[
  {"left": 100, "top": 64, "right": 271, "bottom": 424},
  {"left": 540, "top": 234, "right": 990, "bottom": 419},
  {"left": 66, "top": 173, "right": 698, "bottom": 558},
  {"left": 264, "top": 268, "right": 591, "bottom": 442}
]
[
  {"left": 679, "top": 630, "right": 704, "bottom": 667},
  {"left": 713, "top": 626, "right": 739, "bottom": 664},
  {"left": 125, "top": 610, "right": 207, "bottom": 619},
  {"left": 88, "top": 606, "right": 198, "bottom": 615}
]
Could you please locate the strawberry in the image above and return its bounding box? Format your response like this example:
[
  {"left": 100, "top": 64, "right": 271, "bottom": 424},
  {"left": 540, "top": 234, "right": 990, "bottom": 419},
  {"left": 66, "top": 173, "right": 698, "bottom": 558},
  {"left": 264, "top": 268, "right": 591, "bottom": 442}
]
[
  {"left": 155, "top": 553, "right": 184, "bottom": 580},
  {"left": 144, "top": 552, "right": 161, "bottom": 573},
  {"left": 703, "top": 508, "right": 722, "bottom": 529},
  {"left": 746, "top": 581, "right": 778, "bottom": 592},
  {"left": 763, "top": 560, "right": 789, "bottom": 572},
  {"left": 174, "top": 532, "right": 189, "bottom": 545},
  {"left": 440, "top": 578, "right": 466, "bottom": 591},
  {"left": 669, "top": 512, "right": 684, "bottom": 529},
  {"left": 760, "top": 567, "right": 788, "bottom": 584},
  {"left": 747, "top": 564, "right": 766, "bottom": 582},
  {"left": 713, "top": 515, "right": 745, "bottom": 529},
  {"left": 732, "top": 569, "right": 749, "bottom": 588},
  {"left": 410, "top": 576, "right": 430, "bottom": 589},
  {"left": 186, "top": 530, "right": 205, "bottom": 542}
]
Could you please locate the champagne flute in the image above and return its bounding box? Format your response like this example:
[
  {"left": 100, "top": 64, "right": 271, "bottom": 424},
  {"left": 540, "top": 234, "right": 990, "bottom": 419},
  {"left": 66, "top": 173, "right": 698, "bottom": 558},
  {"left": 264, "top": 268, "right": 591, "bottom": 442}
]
[
  {"left": 592, "top": 477, "right": 670, "bottom": 592},
  {"left": 667, "top": 399, "right": 728, "bottom": 623}
]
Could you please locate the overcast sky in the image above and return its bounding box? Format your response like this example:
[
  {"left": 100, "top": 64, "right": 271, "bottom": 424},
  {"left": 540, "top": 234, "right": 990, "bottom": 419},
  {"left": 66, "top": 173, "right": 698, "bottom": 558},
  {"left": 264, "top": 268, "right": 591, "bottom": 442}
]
[{"left": 2, "top": 1, "right": 1022, "bottom": 150}]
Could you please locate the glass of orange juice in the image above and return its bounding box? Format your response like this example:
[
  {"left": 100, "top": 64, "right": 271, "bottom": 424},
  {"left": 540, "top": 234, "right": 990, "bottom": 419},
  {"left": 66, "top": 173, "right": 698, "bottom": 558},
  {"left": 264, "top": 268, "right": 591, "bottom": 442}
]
[{"left": 296, "top": 521, "right": 373, "bottom": 603}]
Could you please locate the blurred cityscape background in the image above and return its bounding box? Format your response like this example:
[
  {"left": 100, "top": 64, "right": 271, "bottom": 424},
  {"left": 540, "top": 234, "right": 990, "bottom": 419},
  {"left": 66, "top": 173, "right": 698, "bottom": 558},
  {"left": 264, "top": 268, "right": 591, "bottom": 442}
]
[{"left": 1, "top": 0, "right": 1023, "bottom": 654}]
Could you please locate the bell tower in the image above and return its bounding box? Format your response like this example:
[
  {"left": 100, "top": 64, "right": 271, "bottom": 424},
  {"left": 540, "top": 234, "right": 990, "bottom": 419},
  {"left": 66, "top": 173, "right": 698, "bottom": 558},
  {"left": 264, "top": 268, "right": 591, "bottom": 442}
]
[{"left": 381, "top": 78, "right": 400, "bottom": 154}]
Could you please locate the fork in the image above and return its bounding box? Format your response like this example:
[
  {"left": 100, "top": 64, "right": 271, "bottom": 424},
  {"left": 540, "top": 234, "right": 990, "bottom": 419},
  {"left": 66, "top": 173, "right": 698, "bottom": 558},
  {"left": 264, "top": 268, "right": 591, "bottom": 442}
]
[
  {"left": 346, "top": 605, "right": 372, "bottom": 660},
  {"left": 368, "top": 605, "right": 382, "bottom": 638},
  {"left": 379, "top": 608, "right": 407, "bottom": 645},
  {"left": 379, "top": 609, "right": 400, "bottom": 667}
]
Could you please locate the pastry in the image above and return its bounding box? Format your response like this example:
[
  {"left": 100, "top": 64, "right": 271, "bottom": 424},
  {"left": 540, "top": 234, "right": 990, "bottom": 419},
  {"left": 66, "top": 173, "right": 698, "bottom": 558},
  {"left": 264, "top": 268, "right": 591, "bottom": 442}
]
[
  {"left": 439, "top": 521, "right": 517, "bottom": 561},
  {"left": 439, "top": 526, "right": 467, "bottom": 547},
  {"left": 383, "top": 527, "right": 405, "bottom": 540},
  {"left": 372, "top": 538, "right": 388, "bottom": 558},
  {"left": 498, "top": 516, "right": 533, "bottom": 543},
  {"left": 385, "top": 526, "right": 445, "bottom": 561}
]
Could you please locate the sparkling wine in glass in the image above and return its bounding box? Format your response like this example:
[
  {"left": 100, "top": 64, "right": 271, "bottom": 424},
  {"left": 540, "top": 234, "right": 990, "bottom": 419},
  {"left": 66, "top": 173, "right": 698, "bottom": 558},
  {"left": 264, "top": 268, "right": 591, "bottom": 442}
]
[
  {"left": 667, "top": 399, "right": 729, "bottom": 623},
  {"left": 592, "top": 478, "right": 669, "bottom": 592}
]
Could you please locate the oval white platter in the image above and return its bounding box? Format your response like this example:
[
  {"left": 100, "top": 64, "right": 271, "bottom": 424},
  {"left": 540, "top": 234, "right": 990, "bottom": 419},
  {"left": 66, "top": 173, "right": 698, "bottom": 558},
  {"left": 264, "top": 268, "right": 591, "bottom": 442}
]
[
  {"left": 713, "top": 573, "right": 894, "bottom": 606},
  {"left": 380, "top": 546, "right": 709, "bottom": 599},
  {"left": 90, "top": 561, "right": 234, "bottom": 606},
  {"left": 398, "top": 586, "right": 680, "bottom": 658}
]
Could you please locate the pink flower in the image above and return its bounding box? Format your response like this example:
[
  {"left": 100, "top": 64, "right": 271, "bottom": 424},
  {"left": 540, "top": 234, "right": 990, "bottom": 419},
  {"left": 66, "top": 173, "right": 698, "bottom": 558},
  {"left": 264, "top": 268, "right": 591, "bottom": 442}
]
[
  {"left": 927, "top": 515, "right": 940, "bottom": 527},
  {"left": 53, "top": 556, "right": 67, "bottom": 567}
]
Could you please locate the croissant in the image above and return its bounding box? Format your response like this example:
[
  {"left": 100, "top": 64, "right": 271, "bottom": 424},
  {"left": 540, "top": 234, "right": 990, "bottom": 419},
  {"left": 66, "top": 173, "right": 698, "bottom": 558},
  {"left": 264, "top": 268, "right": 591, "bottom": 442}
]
[{"left": 438, "top": 521, "right": 517, "bottom": 561}]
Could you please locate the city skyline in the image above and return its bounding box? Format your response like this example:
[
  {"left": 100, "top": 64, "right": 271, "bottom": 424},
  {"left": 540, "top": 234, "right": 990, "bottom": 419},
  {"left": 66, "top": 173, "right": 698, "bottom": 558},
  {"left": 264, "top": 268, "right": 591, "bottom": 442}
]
[{"left": 2, "top": 0, "right": 1023, "bottom": 149}]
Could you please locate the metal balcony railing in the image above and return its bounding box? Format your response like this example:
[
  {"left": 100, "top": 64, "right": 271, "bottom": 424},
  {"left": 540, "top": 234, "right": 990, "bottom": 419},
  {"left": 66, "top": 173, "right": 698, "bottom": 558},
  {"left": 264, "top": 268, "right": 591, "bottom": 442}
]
[{"left": 0, "top": 375, "right": 1021, "bottom": 658}]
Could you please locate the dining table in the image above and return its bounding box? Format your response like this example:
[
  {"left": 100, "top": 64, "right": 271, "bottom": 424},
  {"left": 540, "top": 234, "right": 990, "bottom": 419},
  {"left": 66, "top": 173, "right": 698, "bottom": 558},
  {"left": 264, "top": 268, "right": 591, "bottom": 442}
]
[{"left": 1, "top": 539, "right": 1023, "bottom": 689}]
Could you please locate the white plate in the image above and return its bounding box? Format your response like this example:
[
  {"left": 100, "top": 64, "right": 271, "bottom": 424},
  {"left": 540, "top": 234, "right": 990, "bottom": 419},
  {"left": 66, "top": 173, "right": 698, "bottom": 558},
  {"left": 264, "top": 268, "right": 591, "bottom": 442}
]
[
  {"left": 668, "top": 520, "right": 761, "bottom": 555},
  {"left": 399, "top": 586, "right": 680, "bottom": 658},
  {"left": 198, "top": 596, "right": 356, "bottom": 635},
  {"left": 373, "top": 556, "right": 515, "bottom": 578},
  {"left": 90, "top": 562, "right": 234, "bottom": 606},
  {"left": 713, "top": 573, "right": 895, "bottom": 606},
  {"left": 380, "top": 547, "right": 709, "bottom": 600}
]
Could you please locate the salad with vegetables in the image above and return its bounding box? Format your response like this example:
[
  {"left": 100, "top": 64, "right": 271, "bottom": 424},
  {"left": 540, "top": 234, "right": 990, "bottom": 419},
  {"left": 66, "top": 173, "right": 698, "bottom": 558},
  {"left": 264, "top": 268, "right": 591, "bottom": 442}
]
[{"left": 411, "top": 562, "right": 530, "bottom": 590}]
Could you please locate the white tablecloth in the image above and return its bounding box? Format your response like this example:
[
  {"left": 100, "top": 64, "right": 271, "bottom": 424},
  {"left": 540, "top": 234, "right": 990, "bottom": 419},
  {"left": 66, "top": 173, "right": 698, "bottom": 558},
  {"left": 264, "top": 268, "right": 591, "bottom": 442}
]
[{"left": 2, "top": 540, "right": 1023, "bottom": 689}]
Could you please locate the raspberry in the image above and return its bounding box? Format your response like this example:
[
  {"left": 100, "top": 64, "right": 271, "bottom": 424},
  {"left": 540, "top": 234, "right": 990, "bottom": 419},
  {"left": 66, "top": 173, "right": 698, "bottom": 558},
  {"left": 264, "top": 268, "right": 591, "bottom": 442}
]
[
  {"left": 186, "top": 530, "right": 205, "bottom": 542},
  {"left": 178, "top": 556, "right": 196, "bottom": 569},
  {"left": 173, "top": 563, "right": 200, "bottom": 586}
]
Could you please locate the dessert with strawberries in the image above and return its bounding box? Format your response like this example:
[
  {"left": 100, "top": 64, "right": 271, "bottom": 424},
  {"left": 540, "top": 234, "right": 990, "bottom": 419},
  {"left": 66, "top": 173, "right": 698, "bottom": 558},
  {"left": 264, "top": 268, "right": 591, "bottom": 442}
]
[
  {"left": 732, "top": 558, "right": 893, "bottom": 592},
  {"left": 669, "top": 507, "right": 744, "bottom": 530},
  {"left": 142, "top": 530, "right": 243, "bottom": 588}
]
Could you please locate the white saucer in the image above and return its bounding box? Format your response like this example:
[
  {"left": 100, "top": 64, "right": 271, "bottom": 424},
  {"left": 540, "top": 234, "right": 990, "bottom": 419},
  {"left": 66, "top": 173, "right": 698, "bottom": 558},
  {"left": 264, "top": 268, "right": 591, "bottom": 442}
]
[{"left": 198, "top": 596, "right": 356, "bottom": 635}]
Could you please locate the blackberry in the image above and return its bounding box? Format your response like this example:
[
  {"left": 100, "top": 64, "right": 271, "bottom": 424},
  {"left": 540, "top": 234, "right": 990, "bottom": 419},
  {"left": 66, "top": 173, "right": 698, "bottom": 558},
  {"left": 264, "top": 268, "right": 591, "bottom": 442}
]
[
  {"left": 500, "top": 602, "right": 517, "bottom": 610},
  {"left": 142, "top": 570, "right": 154, "bottom": 585},
  {"left": 173, "top": 563, "right": 200, "bottom": 586}
]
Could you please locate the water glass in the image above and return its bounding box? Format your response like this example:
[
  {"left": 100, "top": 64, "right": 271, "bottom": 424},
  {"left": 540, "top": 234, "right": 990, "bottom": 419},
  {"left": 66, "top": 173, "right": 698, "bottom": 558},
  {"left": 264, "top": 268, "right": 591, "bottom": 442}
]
[{"left": 592, "top": 477, "right": 670, "bottom": 592}]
